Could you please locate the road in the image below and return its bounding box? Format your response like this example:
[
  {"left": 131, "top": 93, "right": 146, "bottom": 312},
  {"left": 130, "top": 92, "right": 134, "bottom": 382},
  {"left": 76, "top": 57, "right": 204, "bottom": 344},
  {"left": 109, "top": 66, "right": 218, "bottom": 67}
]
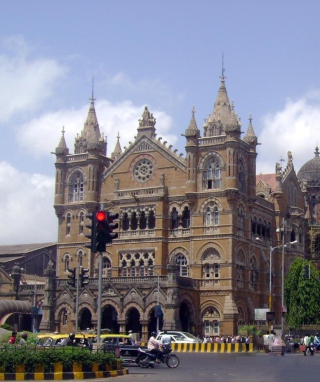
[{"left": 36, "top": 351, "right": 317, "bottom": 382}]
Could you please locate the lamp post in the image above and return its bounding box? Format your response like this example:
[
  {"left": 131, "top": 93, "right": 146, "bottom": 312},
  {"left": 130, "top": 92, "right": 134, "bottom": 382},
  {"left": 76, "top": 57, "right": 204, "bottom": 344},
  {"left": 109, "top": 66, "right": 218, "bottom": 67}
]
[
  {"left": 276, "top": 219, "right": 297, "bottom": 335},
  {"left": 149, "top": 267, "right": 160, "bottom": 334}
]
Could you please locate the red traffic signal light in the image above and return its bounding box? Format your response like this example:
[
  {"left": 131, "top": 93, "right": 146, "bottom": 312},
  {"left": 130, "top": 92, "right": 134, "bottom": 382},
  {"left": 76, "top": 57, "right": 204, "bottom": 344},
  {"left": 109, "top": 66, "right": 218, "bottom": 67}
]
[{"left": 96, "top": 210, "right": 106, "bottom": 221}]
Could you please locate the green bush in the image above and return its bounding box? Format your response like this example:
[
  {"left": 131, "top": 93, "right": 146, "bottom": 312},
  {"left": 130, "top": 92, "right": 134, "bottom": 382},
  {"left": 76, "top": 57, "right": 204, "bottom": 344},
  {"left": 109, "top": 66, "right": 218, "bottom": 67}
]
[{"left": 0, "top": 346, "right": 117, "bottom": 373}]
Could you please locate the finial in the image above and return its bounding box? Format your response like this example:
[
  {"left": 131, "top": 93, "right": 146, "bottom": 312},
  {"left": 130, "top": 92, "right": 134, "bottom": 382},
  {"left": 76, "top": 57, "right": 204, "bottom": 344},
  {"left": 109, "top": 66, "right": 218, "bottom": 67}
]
[
  {"left": 249, "top": 113, "right": 252, "bottom": 124},
  {"left": 279, "top": 156, "right": 285, "bottom": 165},
  {"left": 192, "top": 106, "right": 196, "bottom": 117},
  {"left": 315, "top": 147, "right": 319, "bottom": 157},
  {"left": 117, "top": 132, "right": 120, "bottom": 140},
  {"left": 89, "top": 77, "right": 96, "bottom": 105},
  {"left": 220, "top": 53, "right": 226, "bottom": 81},
  {"left": 61, "top": 126, "right": 65, "bottom": 136}
]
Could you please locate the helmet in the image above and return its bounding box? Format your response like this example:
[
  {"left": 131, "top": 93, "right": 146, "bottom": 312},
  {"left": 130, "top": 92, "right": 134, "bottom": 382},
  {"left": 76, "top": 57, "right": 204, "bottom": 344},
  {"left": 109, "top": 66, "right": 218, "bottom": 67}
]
[{"left": 151, "top": 331, "right": 156, "bottom": 337}]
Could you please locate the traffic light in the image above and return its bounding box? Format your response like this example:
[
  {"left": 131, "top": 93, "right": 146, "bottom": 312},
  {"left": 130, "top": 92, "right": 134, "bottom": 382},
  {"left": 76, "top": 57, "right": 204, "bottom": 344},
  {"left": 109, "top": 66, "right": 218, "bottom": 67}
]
[
  {"left": 80, "top": 267, "right": 89, "bottom": 287},
  {"left": 96, "top": 210, "right": 107, "bottom": 252},
  {"left": 303, "top": 264, "right": 310, "bottom": 279},
  {"left": 67, "top": 267, "right": 76, "bottom": 287},
  {"left": 85, "top": 212, "right": 97, "bottom": 252},
  {"left": 106, "top": 212, "right": 119, "bottom": 243}
]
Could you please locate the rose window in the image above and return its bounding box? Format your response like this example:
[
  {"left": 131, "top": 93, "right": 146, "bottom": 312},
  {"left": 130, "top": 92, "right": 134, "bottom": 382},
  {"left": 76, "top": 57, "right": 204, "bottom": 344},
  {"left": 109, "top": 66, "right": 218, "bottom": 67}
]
[{"left": 134, "top": 159, "right": 154, "bottom": 182}]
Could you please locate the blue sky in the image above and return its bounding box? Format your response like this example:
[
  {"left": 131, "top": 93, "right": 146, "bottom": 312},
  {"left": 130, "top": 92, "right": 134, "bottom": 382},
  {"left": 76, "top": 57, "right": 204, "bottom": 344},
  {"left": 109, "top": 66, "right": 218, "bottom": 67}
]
[{"left": 1, "top": 0, "right": 320, "bottom": 244}]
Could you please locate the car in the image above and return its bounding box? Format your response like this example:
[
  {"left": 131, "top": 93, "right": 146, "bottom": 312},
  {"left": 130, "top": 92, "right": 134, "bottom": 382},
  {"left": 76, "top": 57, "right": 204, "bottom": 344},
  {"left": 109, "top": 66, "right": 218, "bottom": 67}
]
[
  {"left": 36, "top": 333, "right": 92, "bottom": 350},
  {"left": 156, "top": 331, "right": 202, "bottom": 344},
  {"left": 101, "top": 334, "right": 147, "bottom": 363}
]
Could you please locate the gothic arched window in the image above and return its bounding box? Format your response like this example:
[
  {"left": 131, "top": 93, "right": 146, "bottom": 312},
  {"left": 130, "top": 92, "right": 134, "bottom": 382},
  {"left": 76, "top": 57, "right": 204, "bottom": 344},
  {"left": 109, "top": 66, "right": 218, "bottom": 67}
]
[
  {"left": 176, "top": 254, "right": 189, "bottom": 277},
  {"left": 238, "top": 160, "right": 246, "bottom": 193},
  {"left": 122, "top": 213, "right": 129, "bottom": 231},
  {"left": 148, "top": 211, "right": 155, "bottom": 229},
  {"left": 171, "top": 208, "right": 179, "bottom": 229},
  {"left": 68, "top": 171, "right": 84, "bottom": 202},
  {"left": 182, "top": 207, "right": 190, "bottom": 228},
  {"left": 205, "top": 160, "right": 221, "bottom": 190},
  {"left": 66, "top": 212, "right": 72, "bottom": 235},
  {"left": 79, "top": 212, "right": 84, "bottom": 234},
  {"left": 205, "top": 205, "right": 219, "bottom": 226}
]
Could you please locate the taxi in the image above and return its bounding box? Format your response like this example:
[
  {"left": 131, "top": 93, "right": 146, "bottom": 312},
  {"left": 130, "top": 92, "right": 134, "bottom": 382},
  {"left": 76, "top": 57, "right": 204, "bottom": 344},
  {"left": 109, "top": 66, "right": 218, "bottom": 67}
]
[{"left": 36, "top": 333, "right": 92, "bottom": 350}]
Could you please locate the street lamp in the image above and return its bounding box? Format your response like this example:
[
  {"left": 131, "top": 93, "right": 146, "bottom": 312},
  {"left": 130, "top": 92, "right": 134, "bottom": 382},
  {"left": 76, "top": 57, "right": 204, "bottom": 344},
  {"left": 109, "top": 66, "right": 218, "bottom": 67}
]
[
  {"left": 276, "top": 219, "right": 297, "bottom": 335},
  {"left": 149, "top": 267, "right": 160, "bottom": 334}
]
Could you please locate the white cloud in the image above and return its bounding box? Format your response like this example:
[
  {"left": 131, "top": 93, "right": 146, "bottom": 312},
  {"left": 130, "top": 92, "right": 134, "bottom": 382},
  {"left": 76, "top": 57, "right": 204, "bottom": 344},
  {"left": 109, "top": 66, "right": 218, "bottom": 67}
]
[
  {"left": 257, "top": 91, "right": 320, "bottom": 174},
  {"left": 0, "top": 36, "right": 67, "bottom": 123},
  {"left": 17, "top": 99, "right": 178, "bottom": 158},
  {"left": 0, "top": 162, "right": 56, "bottom": 245}
]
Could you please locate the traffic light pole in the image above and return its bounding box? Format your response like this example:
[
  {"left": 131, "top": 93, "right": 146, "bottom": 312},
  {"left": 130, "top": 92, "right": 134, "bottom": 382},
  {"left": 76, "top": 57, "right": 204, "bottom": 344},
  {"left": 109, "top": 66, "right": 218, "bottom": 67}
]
[
  {"left": 97, "top": 251, "right": 103, "bottom": 346},
  {"left": 75, "top": 256, "right": 81, "bottom": 333}
]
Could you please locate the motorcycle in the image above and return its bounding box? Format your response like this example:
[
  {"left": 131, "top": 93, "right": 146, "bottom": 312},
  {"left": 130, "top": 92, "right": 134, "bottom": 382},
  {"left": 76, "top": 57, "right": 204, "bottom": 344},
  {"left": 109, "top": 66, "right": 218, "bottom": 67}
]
[{"left": 135, "top": 343, "right": 180, "bottom": 368}]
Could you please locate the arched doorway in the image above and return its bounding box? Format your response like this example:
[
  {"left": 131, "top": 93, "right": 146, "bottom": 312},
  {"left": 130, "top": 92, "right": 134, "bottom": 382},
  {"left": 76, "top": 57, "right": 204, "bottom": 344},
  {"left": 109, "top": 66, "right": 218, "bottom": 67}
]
[
  {"left": 101, "top": 305, "right": 119, "bottom": 333},
  {"left": 180, "top": 301, "right": 194, "bottom": 333},
  {"left": 79, "top": 307, "right": 92, "bottom": 330},
  {"left": 148, "top": 307, "right": 163, "bottom": 334},
  {"left": 126, "top": 307, "right": 142, "bottom": 335}
]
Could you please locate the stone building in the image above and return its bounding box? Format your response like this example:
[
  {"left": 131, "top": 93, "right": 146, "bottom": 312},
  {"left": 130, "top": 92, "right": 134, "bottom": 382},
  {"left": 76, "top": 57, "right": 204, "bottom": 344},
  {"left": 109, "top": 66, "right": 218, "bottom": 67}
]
[{"left": 39, "top": 74, "right": 306, "bottom": 339}]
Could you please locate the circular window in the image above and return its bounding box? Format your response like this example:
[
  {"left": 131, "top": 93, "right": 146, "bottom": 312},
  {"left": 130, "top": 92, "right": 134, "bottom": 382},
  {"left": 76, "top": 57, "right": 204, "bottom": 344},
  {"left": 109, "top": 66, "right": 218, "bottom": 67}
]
[{"left": 133, "top": 159, "right": 154, "bottom": 182}]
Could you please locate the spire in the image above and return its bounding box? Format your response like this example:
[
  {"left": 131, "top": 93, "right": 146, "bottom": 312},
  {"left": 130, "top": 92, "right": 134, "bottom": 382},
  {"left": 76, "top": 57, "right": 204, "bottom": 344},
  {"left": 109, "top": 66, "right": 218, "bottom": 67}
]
[
  {"left": 83, "top": 84, "right": 101, "bottom": 144},
  {"left": 185, "top": 106, "right": 200, "bottom": 137},
  {"left": 243, "top": 113, "right": 257, "bottom": 145},
  {"left": 55, "top": 126, "right": 69, "bottom": 155},
  {"left": 111, "top": 132, "right": 122, "bottom": 161},
  {"left": 204, "top": 68, "right": 241, "bottom": 137}
]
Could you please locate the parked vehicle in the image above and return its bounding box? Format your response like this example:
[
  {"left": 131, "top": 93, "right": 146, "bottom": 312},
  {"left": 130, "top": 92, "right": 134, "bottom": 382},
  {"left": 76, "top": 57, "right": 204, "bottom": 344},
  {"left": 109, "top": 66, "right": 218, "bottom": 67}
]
[
  {"left": 135, "top": 343, "right": 179, "bottom": 368},
  {"left": 36, "top": 333, "right": 92, "bottom": 350},
  {"left": 156, "top": 331, "right": 202, "bottom": 344}
]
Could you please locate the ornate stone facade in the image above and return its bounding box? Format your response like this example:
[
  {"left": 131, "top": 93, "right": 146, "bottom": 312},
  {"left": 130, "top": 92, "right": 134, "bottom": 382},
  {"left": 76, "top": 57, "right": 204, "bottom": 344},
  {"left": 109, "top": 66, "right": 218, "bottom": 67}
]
[{"left": 44, "top": 75, "right": 306, "bottom": 340}]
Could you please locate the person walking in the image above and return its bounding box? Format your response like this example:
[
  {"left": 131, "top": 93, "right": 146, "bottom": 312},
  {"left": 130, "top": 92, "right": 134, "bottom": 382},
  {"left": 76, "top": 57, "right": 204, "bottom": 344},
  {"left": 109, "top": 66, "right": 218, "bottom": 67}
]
[
  {"left": 303, "top": 333, "right": 314, "bottom": 356},
  {"left": 8, "top": 331, "right": 17, "bottom": 344},
  {"left": 19, "top": 332, "right": 28, "bottom": 345}
]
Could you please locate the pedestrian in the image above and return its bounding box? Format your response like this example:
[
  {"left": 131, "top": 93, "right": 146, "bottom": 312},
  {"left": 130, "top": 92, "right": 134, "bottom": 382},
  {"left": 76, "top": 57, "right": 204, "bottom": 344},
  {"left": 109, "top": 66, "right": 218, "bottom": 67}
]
[
  {"left": 8, "top": 331, "right": 17, "bottom": 344},
  {"left": 66, "top": 333, "right": 76, "bottom": 346},
  {"left": 19, "top": 332, "right": 28, "bottom": 345}
]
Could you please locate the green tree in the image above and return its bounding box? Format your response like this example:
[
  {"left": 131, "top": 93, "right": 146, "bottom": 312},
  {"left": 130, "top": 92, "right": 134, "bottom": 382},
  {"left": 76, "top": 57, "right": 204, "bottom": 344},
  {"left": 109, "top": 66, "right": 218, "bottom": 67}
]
[{"left": 284, "top": 258, "right": 320, "bottom": 328}]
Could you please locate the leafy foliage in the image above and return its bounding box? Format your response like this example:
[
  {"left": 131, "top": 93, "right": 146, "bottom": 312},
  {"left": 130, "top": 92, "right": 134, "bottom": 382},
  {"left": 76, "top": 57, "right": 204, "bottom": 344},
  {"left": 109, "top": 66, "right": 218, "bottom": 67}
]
[
  {"left": 285, "top": 258, "right": 320, "bottom": 328},
  {"left": 0, "top": 346, "right": 117, "bottom": 373},
  {"left": 238, "top": 325, "right": 262, "bottom": 336}
]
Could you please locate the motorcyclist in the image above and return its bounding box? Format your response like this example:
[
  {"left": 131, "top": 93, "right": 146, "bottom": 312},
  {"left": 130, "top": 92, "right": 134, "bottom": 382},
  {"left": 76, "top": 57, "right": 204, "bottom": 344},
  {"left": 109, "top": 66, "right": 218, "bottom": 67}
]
[
  {"left": 313, "top": 332, "right": 320, "bottom": 350},
  {"left": 303, "top": 333, "right": 314, "bottom": 356},
  {"left": 147, "top": 331, "right": 163, "bottom": 363}
]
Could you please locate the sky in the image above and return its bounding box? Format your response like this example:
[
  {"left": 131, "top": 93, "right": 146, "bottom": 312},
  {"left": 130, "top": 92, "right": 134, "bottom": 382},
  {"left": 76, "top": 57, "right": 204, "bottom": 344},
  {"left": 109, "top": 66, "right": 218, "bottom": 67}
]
[{"left": 1, "top": 0, "right": 320, "bottom": 245}]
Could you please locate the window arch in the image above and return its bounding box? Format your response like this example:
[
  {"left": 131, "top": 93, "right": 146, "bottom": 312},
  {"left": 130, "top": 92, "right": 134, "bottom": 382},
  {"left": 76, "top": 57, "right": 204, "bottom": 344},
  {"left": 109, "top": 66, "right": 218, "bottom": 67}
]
[
  {"left": 182, "top": 207, "right": 190, "bottom": 228},
  {"left": 250, "top": 256, "right": 258, "bottom": 288},
  {"left": 203, "top": 159, "right": 221, "bottom": 190},
  {"left": 238, "top": 159, "right": 246, "bottom": 193},
  {"left": 237, "top": 207, "right": 245, "bottom": 235},
  {"left": 171, "top": 207, "right": 179, "bottom": 229},
  {"left": 176, "top": 254, "right": 189, "bottom": 277},
  {"left": 204, "top": 204, "right": 219, "bottom": 226},
  {"left": 79, "top": 211, "right": 84, "bottom": 235},
  {"left": 64, "top": 254, "right": 70, "bottom": 272},
  {"left": 66, "top": 212, "right": 72, "bottom": 235},
  {"left": 68, "top": 171, "right": 84, "bottom": 202}
]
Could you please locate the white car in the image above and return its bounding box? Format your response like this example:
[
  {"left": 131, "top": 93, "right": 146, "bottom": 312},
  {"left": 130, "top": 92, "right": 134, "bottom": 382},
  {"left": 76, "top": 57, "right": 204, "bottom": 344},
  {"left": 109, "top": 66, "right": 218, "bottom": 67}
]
[{"left": 156, "top": 331, "right": 202, "bottom": 344}]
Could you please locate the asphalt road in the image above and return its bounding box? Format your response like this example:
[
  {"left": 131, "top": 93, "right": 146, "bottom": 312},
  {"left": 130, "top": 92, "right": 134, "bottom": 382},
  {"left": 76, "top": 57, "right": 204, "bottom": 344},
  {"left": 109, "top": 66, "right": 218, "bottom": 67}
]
[{"left": 36, "top": 351, "right": 318, "bottom": 382}]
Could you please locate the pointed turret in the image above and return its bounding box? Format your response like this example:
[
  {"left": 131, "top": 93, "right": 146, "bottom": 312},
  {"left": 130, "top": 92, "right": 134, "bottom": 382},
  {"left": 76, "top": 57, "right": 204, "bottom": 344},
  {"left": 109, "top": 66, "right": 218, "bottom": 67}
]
[
  {"left": 243, "top": 114, "right": 258, "bottom": 146},
  {"left": 74, "top": 90, "right": 106, "bottom": 155},
  {"left": 185, "top": 106, "right": 200, "bottom": 139},
  {"left": 136, "top": 106, "right": 156, "bottom": 139},
  {"left": 111, "top": 132, "right": 122, "bottom": 161},
  {"left": 204, "top": 72, "right": 241, "bottom": 137},
  {"left": 55, "top": 126, "right": 69, "bottom": 156}
]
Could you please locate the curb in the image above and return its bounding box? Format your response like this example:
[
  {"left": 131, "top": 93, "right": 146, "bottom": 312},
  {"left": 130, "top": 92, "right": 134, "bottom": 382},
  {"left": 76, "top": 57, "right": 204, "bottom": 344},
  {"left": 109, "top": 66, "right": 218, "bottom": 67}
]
[
  {"left": 170, "top": 342, "right": 254, "bottom": 353},
  {"left": 0, "top": 368, "right": 129, "bottom": 380}
]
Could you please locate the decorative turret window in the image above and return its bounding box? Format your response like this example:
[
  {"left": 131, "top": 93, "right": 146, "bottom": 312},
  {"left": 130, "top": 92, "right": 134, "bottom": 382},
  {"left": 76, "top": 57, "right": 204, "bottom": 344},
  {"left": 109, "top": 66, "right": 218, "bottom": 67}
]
[
  {"left": 205, "top": 204, "right": 219, "bottom": 226},
  {"left": 204, "top": 161, "right": 221, "bottom": 190},
  {"left": 176, "top": 254, "right": 189, "bottom": 277},
  {"left": 68, "top": 171, "right": 84, "bottom": 202}
]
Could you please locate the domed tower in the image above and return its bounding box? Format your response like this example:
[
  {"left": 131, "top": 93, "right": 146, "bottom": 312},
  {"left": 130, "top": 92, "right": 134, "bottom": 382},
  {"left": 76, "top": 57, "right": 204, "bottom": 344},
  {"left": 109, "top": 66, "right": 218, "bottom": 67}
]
[{"left": 297, "top": 147, "right": 320, "bottom": 262}]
